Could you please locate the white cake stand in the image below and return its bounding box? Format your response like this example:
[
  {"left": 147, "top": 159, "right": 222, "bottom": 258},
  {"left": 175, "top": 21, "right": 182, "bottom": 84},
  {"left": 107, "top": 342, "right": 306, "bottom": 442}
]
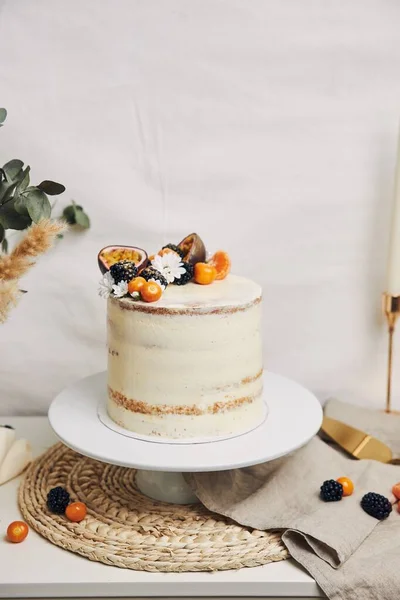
[{"left": 48, "top": 371, "right": 322, "bottom": 504}]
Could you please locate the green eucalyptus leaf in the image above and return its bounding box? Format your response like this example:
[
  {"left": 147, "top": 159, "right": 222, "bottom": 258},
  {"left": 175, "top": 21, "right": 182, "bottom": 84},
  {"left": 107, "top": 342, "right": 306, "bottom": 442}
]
[
  {"left": 24, "top": 189, "right": 51, "bottom": 223},
  {"left": 0, "top": 223, "right": 4, "bottom": 243},
  {"left": 2, "top": 159, "right": 24, "bottom": 182},
  {"left": 0, "top": 180, "right": 10, "bottom": 203},
  {"left": 0, "top": 108, "right": 7, "bottom": 126},
  {"left": 0, "top": 199, "right": 32, "bottom": 230},
  {"left": 0, "top": 180, "right": 18, "bottom": 204},
  {"left": 1, "top": 237, "right": 8, "bottom": 253},
  {"left": 62, "top": 204, "right": 77, "bottom": 225},
  {"left": 16, "top": 166, "right": 30, "bottom": 193},
  {"left": 14, "top": 194, "right": 29, "bottom": 216},
  {"left": 37, "top": 180, "right": 65, "bottom": 195},
  {"left": 74, "top": 207, "right": 90, "bottom": 229}
]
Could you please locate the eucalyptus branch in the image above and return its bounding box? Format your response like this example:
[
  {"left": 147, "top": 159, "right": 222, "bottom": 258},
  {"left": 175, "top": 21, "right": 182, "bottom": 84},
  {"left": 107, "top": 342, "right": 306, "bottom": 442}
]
[{"left": 0, "top": 108, "right": 90, "bottom": 253}]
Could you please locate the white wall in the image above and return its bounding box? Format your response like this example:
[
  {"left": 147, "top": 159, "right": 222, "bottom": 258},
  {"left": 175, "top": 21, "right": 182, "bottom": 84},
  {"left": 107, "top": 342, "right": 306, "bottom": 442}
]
[{"left": 1, "top": 0, "right": 400, "bottom": 416}]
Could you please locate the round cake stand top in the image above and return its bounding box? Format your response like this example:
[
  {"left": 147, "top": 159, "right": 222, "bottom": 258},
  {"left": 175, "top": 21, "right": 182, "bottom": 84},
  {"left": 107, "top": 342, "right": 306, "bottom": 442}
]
[{"left": 48, "top": 371, "right": 322, "bottom": 473}]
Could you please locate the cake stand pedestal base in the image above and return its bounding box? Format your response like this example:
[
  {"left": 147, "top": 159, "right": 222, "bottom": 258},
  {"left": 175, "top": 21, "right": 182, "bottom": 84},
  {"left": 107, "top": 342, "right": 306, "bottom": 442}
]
[{"left": 135, "top": 470, "right": 198, "bottom": 504}]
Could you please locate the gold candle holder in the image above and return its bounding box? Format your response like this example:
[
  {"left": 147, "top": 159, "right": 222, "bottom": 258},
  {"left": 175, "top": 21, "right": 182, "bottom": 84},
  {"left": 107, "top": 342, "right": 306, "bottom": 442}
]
[{"left": 383, "top": 293, "right": 400, "bottom": 413}]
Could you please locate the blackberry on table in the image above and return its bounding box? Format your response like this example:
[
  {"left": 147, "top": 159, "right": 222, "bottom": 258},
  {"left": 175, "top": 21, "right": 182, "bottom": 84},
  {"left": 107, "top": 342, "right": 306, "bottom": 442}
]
[
  {"left": 361, "top": 492, "right": 392, "bottom": 520},
  {"left": 140, "top": 267, "right": 168, "bottom": 289},
  {"left": 162, "top": 243, "right": 185, "bottom": 259},
  {"left": 109, "top": 260, "right": 137, "bottom": 284},
  {"left": 173, "top": 261, "right": 194, "bottom": 285},
  {"left": 320, "top": 479, "right": 343, "bottom": 502},
  {"left": 47, "top": 486, "right": 71, "bottom": 514}
]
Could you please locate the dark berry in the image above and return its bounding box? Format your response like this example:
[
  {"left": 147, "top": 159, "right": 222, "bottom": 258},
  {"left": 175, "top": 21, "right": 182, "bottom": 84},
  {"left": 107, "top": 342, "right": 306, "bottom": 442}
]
[
  {"left": 320, "top": 479, "right": 343, "bottom": 502},
  {"left": 162, "top": 243, "right": 185, "bottom": 259},
  {"left": 173, "top": 261, "right": 194, "bottom": 285},
  {"left": 109, "top": 260, "right": 137, "bottom": 284},
  {"left": 1, "top": 424, "right": 14, "bottom": 429},
  {"left": 140, "top": 267, "right": 168, "bottom": 289},
  {"left": 361, "top": 492, "right": 392, "bottom": 520},
  {"left": 47, "top": 486, "right": 70, "bottom": 514}
]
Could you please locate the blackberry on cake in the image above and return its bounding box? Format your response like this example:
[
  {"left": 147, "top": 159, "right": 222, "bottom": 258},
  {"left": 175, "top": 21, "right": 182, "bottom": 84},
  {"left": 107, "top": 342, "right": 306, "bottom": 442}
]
[
  {"left": 47, "top": 486, "right": 70, "bottom": 514},
  {"left": 140, "top": 267, "right": 168, "bottom": 290},
  {"left": 173, "top": 261, "right": 194, "bottom": 285},
  {"left": 361, "top": 492, "right": 392, "bottom": 520},
  {"left": 320, "top": 479, "right": 343, "bottom": 502},
  {"left": 109, "top": 260, "right": 137, "bottom": 284}
]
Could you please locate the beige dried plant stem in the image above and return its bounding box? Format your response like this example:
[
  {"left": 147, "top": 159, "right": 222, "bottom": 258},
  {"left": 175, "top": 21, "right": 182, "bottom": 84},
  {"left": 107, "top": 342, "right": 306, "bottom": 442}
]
[
  {"left": 0, "top": 280, "right": 20, "bottom": 323},
  {"left": 0, "top": 219, "right": 67, "bottom": 323}
]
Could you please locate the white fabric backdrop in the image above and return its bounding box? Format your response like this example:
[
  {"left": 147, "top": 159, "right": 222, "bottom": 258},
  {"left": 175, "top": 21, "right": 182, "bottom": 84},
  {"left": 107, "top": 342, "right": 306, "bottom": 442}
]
[{"left": 1, "top": 0, "right": 400, "bottom": 416}]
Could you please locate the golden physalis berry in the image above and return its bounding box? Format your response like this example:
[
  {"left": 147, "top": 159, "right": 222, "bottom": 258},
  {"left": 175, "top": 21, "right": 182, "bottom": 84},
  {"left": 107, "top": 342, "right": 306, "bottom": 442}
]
[
  {"left": 141, "top": 281, "right": 162, "bottom": 303},
  {"left": 392, "top": 483, "right": 400, "bottom": 500},
  {"left": 336, "top": 477, "right": 354, "bottom": 497},
  {"left": 208, "top": 251, "right": 231, "bottom": 280},
  {"left": 65, "top": 502, "right": 87, "bottom": 522},
  {"left": 194, "top": 263, "right": 217, "bottom": 285},
  {"left": 128, "top": 277, "right": 146, "bottom": 295},
  {"left": 7, "top": 521, "right": 29, "bottom": 543}
]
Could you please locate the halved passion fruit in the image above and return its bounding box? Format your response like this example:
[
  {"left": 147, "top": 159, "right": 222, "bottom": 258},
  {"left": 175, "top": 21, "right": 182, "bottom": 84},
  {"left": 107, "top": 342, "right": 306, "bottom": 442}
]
[
  {"left": 98, "top": 246, "right": 148, "bottom": 274},
  {"left": 177, "top": 233, "right": 206, "bottom": 265}
]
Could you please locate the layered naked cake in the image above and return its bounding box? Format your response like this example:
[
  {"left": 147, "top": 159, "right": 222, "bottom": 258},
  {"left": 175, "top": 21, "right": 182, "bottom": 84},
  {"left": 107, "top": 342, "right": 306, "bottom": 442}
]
[{"left": 106, "top": 275, "right": 265, "bottom": 439}]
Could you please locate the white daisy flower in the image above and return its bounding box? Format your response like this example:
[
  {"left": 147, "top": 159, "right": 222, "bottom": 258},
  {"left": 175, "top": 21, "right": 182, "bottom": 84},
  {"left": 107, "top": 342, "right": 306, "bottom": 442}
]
[
  {"left": 151, "top": 252, "right": 186, "bottom": 284},
  {"left": 112, "top": 280, "right": 128, "bottom": 298},
  {"left": 98, "top": 272, "right": 115, "bottom": 298}
]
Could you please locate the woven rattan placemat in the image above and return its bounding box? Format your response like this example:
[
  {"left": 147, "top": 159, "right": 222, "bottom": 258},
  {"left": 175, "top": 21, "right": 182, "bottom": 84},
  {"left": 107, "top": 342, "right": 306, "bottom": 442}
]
[{"left": 19, "top": 443, "right": 288, "bottom": 572}]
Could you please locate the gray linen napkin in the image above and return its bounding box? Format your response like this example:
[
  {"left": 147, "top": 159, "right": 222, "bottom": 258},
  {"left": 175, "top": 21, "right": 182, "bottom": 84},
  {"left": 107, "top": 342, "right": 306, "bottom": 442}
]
[{"left": 187, "top": 399, "right": 400, "bottom": 600}]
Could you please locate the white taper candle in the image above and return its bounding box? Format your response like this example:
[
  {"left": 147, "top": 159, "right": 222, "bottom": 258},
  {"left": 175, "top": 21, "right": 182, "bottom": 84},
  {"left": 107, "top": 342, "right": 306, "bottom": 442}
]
[{"left": 387, "top": 127, "right": 400, "bottom": 295}]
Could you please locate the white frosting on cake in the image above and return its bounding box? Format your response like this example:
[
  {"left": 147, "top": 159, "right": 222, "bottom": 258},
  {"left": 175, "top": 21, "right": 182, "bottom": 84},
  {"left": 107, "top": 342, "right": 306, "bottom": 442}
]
[{"left": 106, "top": 275, "right": 265, "bottom": 439}]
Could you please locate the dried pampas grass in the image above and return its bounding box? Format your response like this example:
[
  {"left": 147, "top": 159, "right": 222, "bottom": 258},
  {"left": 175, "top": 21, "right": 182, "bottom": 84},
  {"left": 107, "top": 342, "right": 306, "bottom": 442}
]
[
  {"left": 0, "top": 219, "right": 67, "bottom": 323},
  {"left": 0, "top": 280, "right": 21, "bottom": 323}
]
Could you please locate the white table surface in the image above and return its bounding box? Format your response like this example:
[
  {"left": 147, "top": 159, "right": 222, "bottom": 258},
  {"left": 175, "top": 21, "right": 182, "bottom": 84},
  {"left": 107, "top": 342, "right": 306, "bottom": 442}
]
[{"left": 0, "top": 417, "right": 323, "bottom": 599}]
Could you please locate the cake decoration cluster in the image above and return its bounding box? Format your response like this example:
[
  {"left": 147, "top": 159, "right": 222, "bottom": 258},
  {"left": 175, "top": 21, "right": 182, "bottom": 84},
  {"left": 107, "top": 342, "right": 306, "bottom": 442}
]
[
  {"left": 318, "top": 477, "right": 400, "bottom": 520},
  {"left": 46, "top": 486, "right": 87, "bottom": 522},
  {"left": 97, "top": 233, "right": 231, "bottom": 303}
]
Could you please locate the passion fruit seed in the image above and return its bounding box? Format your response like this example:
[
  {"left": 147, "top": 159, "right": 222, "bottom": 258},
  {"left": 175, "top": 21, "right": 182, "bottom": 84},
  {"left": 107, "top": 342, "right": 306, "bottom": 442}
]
[
  {"left": 100, "top": 249, "right": 142, "bottom": 265},
  {"left": 97, "top": 246, "right": 148, "bottom": 274}
]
